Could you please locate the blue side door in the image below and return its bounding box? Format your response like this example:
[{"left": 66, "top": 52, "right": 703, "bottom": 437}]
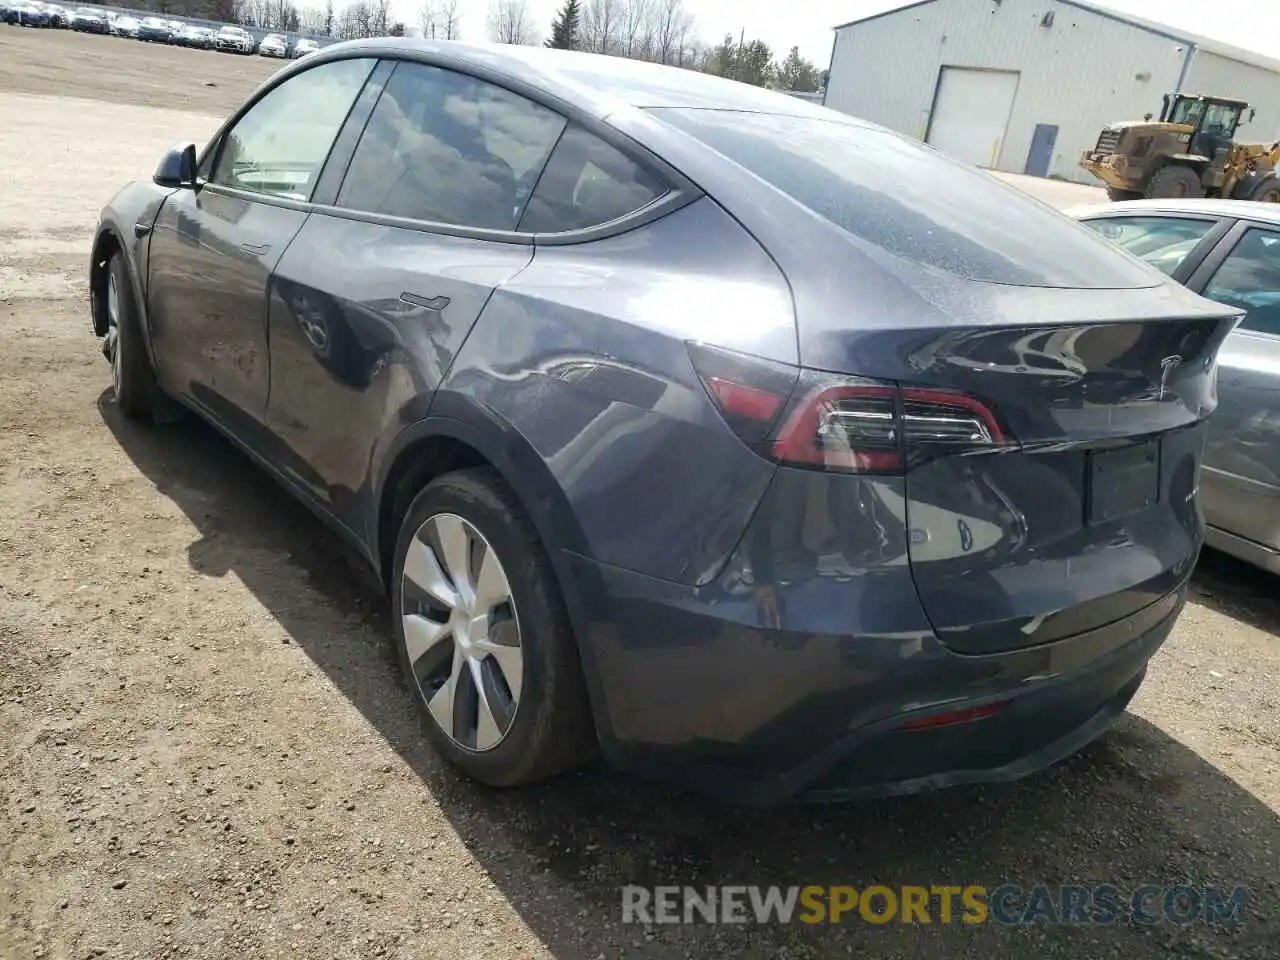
[{"left": 1023, "top": 123, "right": 1058, "bottom": 177}]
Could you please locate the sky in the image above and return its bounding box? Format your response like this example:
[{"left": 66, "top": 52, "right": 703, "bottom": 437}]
[{"left": 394, "top": 1, "right": 1270, "bottom": 70}]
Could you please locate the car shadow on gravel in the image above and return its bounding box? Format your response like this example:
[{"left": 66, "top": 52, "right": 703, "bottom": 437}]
[
  {"left": 1190, "top": 547, "right": 1280, "bottom": 639},
  {"left": 101, "top": 394, "right": 1280, "bottom": 960}
]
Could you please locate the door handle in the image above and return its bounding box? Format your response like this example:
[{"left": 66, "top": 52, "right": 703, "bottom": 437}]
[
  {"left": 133, "top": 221, "right": 152, "bottom": 238},
  {"left": 240, "top": 242, "right": 271, "bottom": 256},
  {"left": 400, "top": 292, "right": 451, "bottom": 312}
]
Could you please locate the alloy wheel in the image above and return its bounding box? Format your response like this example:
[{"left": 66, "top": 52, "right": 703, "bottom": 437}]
[
  {"left": 400, "top": 513, "right": 523, "bottom": 752},
  {"left": 105, "top": 269, "right": 122, "bottom": 393}
]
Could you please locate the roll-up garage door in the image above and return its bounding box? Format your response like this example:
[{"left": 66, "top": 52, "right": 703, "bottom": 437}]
[{"left": 926, "top": 67, "right": 1019, "bottom": 169}]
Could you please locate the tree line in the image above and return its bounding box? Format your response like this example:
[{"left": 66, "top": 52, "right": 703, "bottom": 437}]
[
  {"left": 493, "top": 0, "right": 824, "bottom": 91},
  {"left": 77, "top": 0, "right": 825, "bottom": 92}
]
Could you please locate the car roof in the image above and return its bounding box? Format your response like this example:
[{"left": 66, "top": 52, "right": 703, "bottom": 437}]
[
  {"left": 1066, "top": 198, "right": 1280, "bottom": 224},
  {"left": 310, "top": 37, "right": 846, "bottom": 117}
]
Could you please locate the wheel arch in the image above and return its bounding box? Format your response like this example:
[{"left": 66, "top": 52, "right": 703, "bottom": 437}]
[
  {"left": 375, "top": 402, "right": 590, "bottom": 586},
  {"left": 88, "top": 227, "right": 124, "bottom": 338},
  {"left": 89, "top": 220, "right": 153, "bottom": 356}
]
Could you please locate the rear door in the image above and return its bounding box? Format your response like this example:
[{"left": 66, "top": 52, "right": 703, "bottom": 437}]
[
  {"left": 261, "top": 59, "right": 567, "bottom": 534},
  {"left": 146, "top": 56, "right": 375, "bottom": 439},
  {"left": 1186, "top": 222, "right": 1280, "bottom": 552}
]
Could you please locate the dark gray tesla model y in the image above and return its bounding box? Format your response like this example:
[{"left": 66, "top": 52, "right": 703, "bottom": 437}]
[{"left": 89, "top": 39, "right": 1241, "bottom": 802}]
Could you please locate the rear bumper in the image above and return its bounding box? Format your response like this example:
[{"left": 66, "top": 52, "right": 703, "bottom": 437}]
[
  {"left": 569, "top": 546, "right": 1182, "bottom": 804},
  {"left": 554, "top": 447, "right": 1197, "bottom": 803}
]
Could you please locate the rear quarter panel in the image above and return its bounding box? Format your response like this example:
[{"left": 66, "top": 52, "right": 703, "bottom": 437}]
[{"left": 439, "top": 196, "right": 796, "bottom": 586}]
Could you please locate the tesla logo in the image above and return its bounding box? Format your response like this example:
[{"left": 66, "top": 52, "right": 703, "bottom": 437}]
[{"left": 1158, "top": 355, "right": 1183, "bottom": 400}]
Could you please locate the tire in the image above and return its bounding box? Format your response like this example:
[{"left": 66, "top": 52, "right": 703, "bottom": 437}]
[
  {"left": 1249, "top": 177, "right": 1280, "bottom": 203},
  {"left": 1106, "top": 187, "right": 1142, "bottom": 202},
  {"left": 1144, "top": 165, "right": 1205, "bottom": 200},
  {"left": 391, "top": 468, "right": 596, "bottom": 786},
  {"left": 103, "top": 253, "right": 159, "bottom": 420}
]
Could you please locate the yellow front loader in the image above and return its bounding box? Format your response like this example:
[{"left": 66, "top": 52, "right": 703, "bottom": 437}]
[{"left": 1081, "top": 93, "right": 1280, "bottom": 202}]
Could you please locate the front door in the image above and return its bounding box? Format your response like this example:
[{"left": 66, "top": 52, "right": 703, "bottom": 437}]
[{"left": 146, "top": 56, "right": 376, "bottom": 438}]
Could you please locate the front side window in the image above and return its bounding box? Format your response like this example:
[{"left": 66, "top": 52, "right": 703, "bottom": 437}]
[
  {"left": 1203, "top": 227, "right": 1280, "bottom": 335},
  {"left": 337, "top": 62, "right": 566, "bottom": 230},
  {"left": 1170, "top": 98, "right": 1207, "bottom": 126},
  {"left": 1081, "top": 215, "right": 1218, "bottom": 276},
  {"left": 519, "top": 125, "right": 667, "bottom": 233},
  {"left": 210, "top": 58, "right": 375, "bottom": 201}
]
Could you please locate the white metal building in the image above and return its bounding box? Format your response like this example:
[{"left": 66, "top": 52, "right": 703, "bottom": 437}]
[{"left": 824, "top": 0, "right": 1280, "bottom": 184}]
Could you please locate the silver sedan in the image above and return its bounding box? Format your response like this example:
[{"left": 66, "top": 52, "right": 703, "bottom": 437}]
[{"left": 1072, "top": 198, "right": 1280, "bottom": 574}]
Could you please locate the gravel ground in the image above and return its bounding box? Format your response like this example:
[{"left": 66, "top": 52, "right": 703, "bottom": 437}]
[{"left": 1, "top": 27, "right": 1277, "bottom": 960}]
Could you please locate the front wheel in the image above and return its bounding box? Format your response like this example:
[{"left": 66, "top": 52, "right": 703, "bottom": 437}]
[
  {"left": 1249, "top": 177, "right": 1280, "bottom": 203},
  {"left": 103, "top": 254, "right": 160, "bottom": 420},
  {"left": 391, "top": 468, "right": 596, "bottom": 786},
  {"left": 1145, "top": 165, "right": 1205, "bottom": 199}
]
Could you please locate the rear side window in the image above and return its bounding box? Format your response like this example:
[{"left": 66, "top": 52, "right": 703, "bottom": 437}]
[
  {"left": 1080, "top": 216, "right": 1218, "bottom": 276},
  {"left": 337, "top": 62, "right": 566, "bottom": 230},
  {"left": 655, "top": 109, "right": 1162, "bottom": 290},
  {"left": 1204, "top": 227, "right": 1280, "bottom": 335},
  {"left": 519, "top": 126, "right": 667, "bottom": 233}
]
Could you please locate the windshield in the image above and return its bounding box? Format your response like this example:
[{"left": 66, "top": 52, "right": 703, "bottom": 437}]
[
  {"left": 655, "top": 109, "right": 1161, "bottom": 289},
  {"left": 1169, "top": 98, "right": 1241, "bottom": 133}
]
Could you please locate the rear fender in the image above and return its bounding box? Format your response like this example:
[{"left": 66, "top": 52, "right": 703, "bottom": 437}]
[{"left": 372, "top": 394, "right": 593, "bottom": 572}]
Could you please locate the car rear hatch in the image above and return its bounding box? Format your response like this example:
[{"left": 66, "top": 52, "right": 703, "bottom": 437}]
[
  {"left": 793, "top": 235, "right": 1242, "bottom": 656},
  {"left": 655, "top": 108, "right": 1242, "bottom": 654},
  {"left": 793, "top": 187, "right": 1241, "bottom": 655},
  {"left": 788, "top": 206, "right": 1241, "bottom": 656},
  {"left": 885, "top": 306, "right": 1234, "bottom": 654}
]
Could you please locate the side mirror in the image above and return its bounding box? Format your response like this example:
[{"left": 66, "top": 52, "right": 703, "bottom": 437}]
[{"left": 154, "top": 141, "right": 198, "bottom": 188}]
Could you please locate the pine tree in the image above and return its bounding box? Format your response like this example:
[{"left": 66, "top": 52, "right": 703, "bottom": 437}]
[{"left": 546, "top": 0, "right": 581, "bottom": 50}]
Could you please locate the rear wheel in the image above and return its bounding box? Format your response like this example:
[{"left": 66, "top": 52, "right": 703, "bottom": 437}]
[
  {"left": 391, "top": 468, "right": 595, "bottom": 786},
  {"left": 1249, "top": 176, "right": 1280, "bottom": 203},
  {"left": 1144, "top": 166, "right": 1205, "bottom": 200},
  {"left": 1106, "top": 187, "right": 1142, "bottom": 202}
]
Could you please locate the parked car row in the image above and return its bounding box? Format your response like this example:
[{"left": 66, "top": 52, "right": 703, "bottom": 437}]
[{"left": 1, "top": 2, "right": 321, "bottom": 58}]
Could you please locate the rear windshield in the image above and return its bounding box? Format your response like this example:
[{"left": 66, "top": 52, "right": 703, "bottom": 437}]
[{"left": 654, "top": 109, "right": 1160, "bottom": 289}]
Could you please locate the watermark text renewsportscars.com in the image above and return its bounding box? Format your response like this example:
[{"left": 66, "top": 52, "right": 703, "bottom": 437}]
[{"left": 621, "top": 884, "right": 1249, "bottom": 925}]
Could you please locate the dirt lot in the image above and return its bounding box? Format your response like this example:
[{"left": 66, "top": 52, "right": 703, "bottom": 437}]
[{"left": 1, "top": 27, "right": 1278, "bottom": 960}]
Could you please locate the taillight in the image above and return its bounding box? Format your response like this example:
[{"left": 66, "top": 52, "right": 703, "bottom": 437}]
[
  {"left": 686, "top": 341, "right": 798, "bottom": 442},
  {"left": 688, "top": 342, "right": 1014, "bottom": 474}
]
